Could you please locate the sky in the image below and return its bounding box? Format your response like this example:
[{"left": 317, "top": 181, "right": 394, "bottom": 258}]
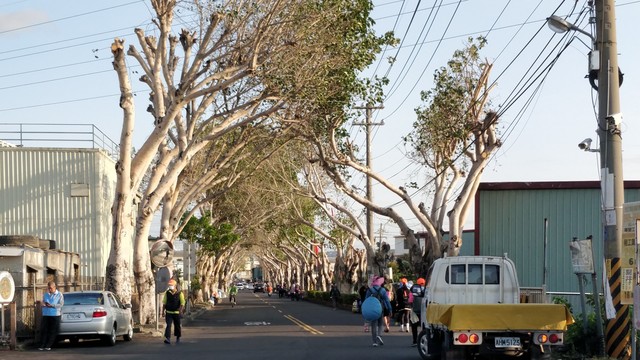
[{"left": 1, "top": 0, "right": 639, "bottom": 243}]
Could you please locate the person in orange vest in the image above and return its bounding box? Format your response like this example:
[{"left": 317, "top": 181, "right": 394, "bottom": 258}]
[{"left": 162, "top": 278, "right": 185, "bottom": 344}]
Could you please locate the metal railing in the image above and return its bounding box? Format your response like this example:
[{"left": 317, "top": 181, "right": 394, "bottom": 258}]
[{"left": 0, "top": 123, "right": 119, "bottom": 160}]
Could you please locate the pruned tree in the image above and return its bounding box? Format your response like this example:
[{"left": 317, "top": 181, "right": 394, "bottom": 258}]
[
  {"left": 298, "top": 37, "right": 500, "bottom": 278},
  {"left": 108, "top": 0, "right": 390, "bottom": 324},
  {"left": 405, "top": 37, "right": 501, "bottom": 267}
]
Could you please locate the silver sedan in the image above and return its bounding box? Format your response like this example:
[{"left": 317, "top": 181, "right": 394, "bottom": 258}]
[{"left": 58, "top": 290, "right": 134, "bottom": 346}]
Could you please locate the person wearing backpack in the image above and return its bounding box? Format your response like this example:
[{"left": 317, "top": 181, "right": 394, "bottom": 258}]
[
  {"left": 363, "top": 275, "right": 392, "bottom": 347},
  {"left": 409, "top": 277, "right": 426, "bottom": 346},
  {"left": 395, "top": 278, "right": 412, "bottom": 333}
]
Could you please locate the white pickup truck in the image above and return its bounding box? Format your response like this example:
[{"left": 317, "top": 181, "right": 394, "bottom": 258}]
[{"left": 417, "top": 255, "right": 574, "bottom": 360}]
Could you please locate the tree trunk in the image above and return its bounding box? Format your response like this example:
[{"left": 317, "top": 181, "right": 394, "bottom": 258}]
[
  {"left": 106, "top": 38, "right": 135, "bottom": 306},
  {"left": 133, "top": 221, "right": 155, "bottom": 324}
]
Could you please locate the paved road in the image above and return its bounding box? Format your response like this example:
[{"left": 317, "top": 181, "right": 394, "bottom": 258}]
[{"left": 2, "top": 291, "right": 420, "bottom": 360}]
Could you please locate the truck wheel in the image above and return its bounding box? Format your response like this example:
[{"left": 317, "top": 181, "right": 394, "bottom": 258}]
[{"left": 418, "top": 329, "right": 442, "bottom": 360}]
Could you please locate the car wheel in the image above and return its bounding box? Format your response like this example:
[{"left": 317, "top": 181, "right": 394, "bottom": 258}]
[
  {"left": 123, "top": 320, "right": 134, "bottom": 341},
  {"left": 103, "top": 325, "right": 117, "bottom": 346},
  {"left": 418, "top": 329, "right": 441, "bottom": 360}
]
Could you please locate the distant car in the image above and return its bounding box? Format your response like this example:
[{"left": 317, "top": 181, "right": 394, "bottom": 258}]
[
  {"left": 253, "top": 283, "right": 265, "bottom": 293},
  {"left": 58, "top": 291, "right": 134, "bottom": 346},
  {"left": 245, "top": 283, "right": 254, "bottom": 290},
  {"left": 235, "top": 282, "right": 245, "bottom": 290}
]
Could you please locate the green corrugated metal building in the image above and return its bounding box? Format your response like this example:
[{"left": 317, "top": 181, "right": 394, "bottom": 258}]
[{"left": 475, "top": 181, "right": 640, "bottom": 298}]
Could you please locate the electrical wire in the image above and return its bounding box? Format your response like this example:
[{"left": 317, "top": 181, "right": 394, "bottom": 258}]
[
  {"left": 381, "top": 0, "right": 461, "bottom": 120},
  {"left": 383, "top": 0, "right": 442, "bottom": 99},
  {"left": 0, "top": 69, "right": 114, "bottom": 90},
  {"left": 0, "top": 59, "right": 109, "bottom": 78},
  {"left": 368, "top": 0, "right": 407, "bottom": 81},
  {"left": 0, "top": 1, "right": 145, "bottom": 35},
  {"left": 0, "top": 92, "right": 145, "bottom": 112}
]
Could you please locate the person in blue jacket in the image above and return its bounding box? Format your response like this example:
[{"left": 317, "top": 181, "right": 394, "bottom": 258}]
[
  {"left": 365, "top": 275, "right": 392, "bottom": 347},
  {"left": 39, "top": 281, "right": 64, "bottom": 351}
]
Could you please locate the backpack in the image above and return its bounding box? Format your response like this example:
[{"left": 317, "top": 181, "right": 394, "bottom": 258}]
[
  {"left": 402, "top": 287, "right": 410, "bottom": 302},
  {"left": 361, "top": 287, "right": 384, "bottom": 321},
  {"left": 410, "top": 285, "right": 424, "bottom": 313}
]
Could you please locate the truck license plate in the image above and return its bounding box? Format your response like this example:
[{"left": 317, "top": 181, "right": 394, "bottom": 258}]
[{"left": 495, "top": 337, "right": 521, "bottom": 348}]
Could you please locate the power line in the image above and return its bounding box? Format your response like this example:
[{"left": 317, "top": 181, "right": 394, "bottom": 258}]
[
  {"left": 0, "top": 69, "right": 113, "bottom": 90},
  {"left": 383, "top": 0, "right": 443, "bottom": 99},
  {"left": 0, "top": 59, "right": 108, "bottom": 78},
  {"left": 0, "top": 0, "right": 145, "bottom": 35},
  {"left": 0, "top": 24, "right": 143, "bottom": 56},
  {"left": 382, "top": 0, "right": 463, "bottom": 120},
  {"left": 0, "top": 92, "right": 144, "bottom": 112}
]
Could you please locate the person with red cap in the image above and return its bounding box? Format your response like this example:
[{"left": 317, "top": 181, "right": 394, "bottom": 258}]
[
  {"left": 162, "top": 278, "right": 185, "bottom": 344},
  {"left": 409, "top": 277, "right": 427, "bottom": 346}
]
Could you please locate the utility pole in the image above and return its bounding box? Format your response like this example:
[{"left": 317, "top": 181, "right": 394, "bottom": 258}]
[
  {"left": 595, "top": 0, "right": 627, "bottom": 357},
  {"left": 353, "top": 103, "right": 383, "bottom": 271}
]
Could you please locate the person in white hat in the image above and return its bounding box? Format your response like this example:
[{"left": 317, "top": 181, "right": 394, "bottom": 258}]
[{"left": 162, "top": 278, "right": 185, "bottom": 344}]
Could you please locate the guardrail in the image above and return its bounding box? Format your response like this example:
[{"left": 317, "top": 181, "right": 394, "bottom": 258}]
[{"left": 0, "top": 123, "right": 119, "bottom": 160}]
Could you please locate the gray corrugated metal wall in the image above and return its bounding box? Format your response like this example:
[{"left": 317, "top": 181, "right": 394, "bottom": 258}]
[
  {"left": 477, "top": 182, "right": 640, "bottom": 298},
  {"left": 0, "top": 148, "right": 116, "bottom": 280}
]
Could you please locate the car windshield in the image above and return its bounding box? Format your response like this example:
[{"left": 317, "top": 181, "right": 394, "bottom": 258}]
[{"left": 64, "top": 293, "right": 104, "bottom": 305}]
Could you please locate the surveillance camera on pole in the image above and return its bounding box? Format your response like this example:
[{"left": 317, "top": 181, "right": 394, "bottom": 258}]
[
  {"left": 578, "top": 138, "right": 592, "bottom": 150},
  {"left": 578, "top": 138, "right": 599, "bottom": 153}
]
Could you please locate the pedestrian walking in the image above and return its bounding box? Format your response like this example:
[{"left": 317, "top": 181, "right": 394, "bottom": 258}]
[
  {"left": 329, "top": 283, "right": 341, "bottom": 310},
  {"left": 39, "top": 281, "right": 64, "bottom": 351},
  {"left": 395, "top": 278, "right": 412, "bottom": 332},
  {"left": 162, "top": 278, "right": 185, "bottom": 344},
  {"left": 363, "top": 275, "right": 392, "bottom": 347},
  {"left": 229, "top": 283, "right": 238, "bottom": 307}
]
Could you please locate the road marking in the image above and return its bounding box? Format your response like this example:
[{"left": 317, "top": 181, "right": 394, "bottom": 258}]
[
  {"left": 284, "top": 314, "right": 323, "bottom": 335},
  {"left": 244, "top": 321, "right": 271, "bottom": 326}
]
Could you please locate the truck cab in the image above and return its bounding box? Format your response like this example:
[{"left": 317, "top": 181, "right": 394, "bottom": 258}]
[{"left": 427, "top": 255, "right": 520, "bottom": 305}]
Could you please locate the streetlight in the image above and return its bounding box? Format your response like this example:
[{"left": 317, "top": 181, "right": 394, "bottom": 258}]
[
  {"left": 547, "top": 15, "right": 600, "bottom": 90},
  {"left": 546, "top": 15, "right": 595, "bottom": 42}
]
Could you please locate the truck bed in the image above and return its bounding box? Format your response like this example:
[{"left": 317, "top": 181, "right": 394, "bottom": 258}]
[{"left": 426, "top": 303, "right": 574, "bottom": 331}]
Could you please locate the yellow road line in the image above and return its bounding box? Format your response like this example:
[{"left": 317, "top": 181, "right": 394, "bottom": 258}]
[{"left": 284, "top": 314, "right": 323, "bottom": 335}]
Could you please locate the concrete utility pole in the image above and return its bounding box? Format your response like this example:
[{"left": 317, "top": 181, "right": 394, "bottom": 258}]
[
  {"left": 353, "top": 104, "right": 383, "bottom": 266},
  {"left": 595, "top": 0, "right": 628, "bottom": 357}
]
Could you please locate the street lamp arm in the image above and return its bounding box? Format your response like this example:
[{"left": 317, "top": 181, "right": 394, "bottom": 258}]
[{"left": 547, "top": 15, "right": 595, "bottom": 42}]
